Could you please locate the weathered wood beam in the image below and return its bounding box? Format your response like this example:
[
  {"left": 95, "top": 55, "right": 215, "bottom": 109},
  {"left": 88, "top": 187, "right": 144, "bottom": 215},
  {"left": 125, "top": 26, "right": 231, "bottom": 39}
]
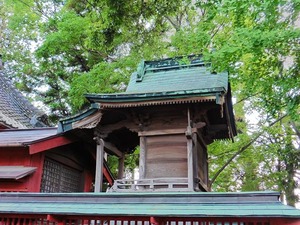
[
  {"left": 224, "top": 100, "right": 235, "bottom": 141},
  {"left": 94, "top": 137, "right": 104, "bottom": 192},
  {"left": 29, "top": 136, "right": 75, "bottom": 155},
  {"left": 139, "top": 128, "right": 198, "bottom": 137},
  {"left": 72, "top": 111, "right": 102, "bottom": 130},
  {"left": 95, "top": 121, "right": 138, "bottom": 137},
  {"left": 198, "top": 177, "right": 209, "bottom": 192},
  {"left": 103, "top": 141, "right": 123, "bottom": 158},
  {"left": 195, "top": 129, "right": 208, "bottom": 148},
  {"left": 193, "top": 122, "right": 206, "bottom": 129}
]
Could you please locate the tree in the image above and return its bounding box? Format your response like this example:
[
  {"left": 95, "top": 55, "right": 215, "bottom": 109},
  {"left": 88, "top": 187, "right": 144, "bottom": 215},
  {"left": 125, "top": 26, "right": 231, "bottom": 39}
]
[
  {"left": 1, "top": 0, "right": 65, "bottom": 122},
  {"left": 168, "top": 0, "right": 300, "bottom": 205}
]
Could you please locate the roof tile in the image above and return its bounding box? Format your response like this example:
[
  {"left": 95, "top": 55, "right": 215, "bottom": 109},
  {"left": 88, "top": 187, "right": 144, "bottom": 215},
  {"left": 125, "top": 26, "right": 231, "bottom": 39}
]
[{"left": 0, "top": 71, "right": 48, "bottom": 128}]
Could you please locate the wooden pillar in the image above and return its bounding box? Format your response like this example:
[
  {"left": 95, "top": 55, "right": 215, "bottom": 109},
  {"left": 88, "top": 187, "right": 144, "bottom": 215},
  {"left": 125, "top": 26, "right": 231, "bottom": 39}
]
[
  {"left": 118, "top": 153, "right": 125, "bottom": 179},
  {"left": 139, "top": 136, "right": 146, "bottom": 179},
  {"left": 187, "top": 136, "right": 194, "bottom": 190},
  {"left": 186, "top": 108, "right": 194, "bottom": 191},
  {"left": 94, "top": 137, "right": 104, "bottom": 192},
  {"left": 192, "top": 132, "right": 198, "bottom": 191},
  {"left": 30, "top": 153, "right": 45, "bottom": 192}
]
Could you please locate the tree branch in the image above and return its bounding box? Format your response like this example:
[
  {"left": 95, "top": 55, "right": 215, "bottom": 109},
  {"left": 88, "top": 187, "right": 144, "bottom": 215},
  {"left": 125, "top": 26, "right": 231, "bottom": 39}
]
[
  {"left": 16, "top": 0, "right": 50, "bottom": 19},
  {"left": 164, "top": 15, "right": 181, "bottom": 31},
  {"left": 291, "top": 121, "right": 300, "bottom": 140},
  {"left": 209, "top": 113, "right": 288, "bottom": 189},
  {"left": 209, "top": 22, "right": 225, "bottom": 40},
  {"left": 234, "top": 92, "right": 261, "bottom": 105}
]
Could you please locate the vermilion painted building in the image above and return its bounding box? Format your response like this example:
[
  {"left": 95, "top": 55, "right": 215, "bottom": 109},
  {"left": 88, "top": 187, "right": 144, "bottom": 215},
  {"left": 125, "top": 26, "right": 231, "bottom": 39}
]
[
  {"left": 0, "top": 128, "right": 112, "bottom": 193},
  {"left": 0, "top": 69, "right": 113, "bottom": 193}
]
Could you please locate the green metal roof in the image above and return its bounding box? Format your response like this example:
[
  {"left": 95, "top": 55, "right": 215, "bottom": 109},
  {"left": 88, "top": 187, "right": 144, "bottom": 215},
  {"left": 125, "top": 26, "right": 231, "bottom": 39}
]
[
  {"left": 85, "top": 56, "right": 228, "bottom": 104},
  {"left": 0, "top": 191, "right": 299, "bottom": 218},
  {"left": 85, "top": 88, "right": 224, "bottom": 103},
  {"left": 126, "top": 57, "right": 228, "bottom": 94}
]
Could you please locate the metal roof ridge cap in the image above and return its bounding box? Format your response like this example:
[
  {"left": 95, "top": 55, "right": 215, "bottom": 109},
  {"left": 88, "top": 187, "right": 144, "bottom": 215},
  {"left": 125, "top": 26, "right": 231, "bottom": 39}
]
[
  {"left": 0, "top": 190, "right": 280, "bottom": 198},
  {"left": 0, "top": 191, "right": 282, "bottom": 205},
  {"left": 85, "top": 88, "right": 226, "bottom": 99}
]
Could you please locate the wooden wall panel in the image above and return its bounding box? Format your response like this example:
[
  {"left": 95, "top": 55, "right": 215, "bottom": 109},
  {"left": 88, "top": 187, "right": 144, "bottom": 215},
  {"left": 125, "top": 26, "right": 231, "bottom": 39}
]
[
  {"left": 141, "top": 105, "right": 188, "bottom": 131},
  {"left": 0, "top": 148, "right": 30, "bottom": 166},
  {"left": 0, "top": 147, "right": 38, "bottom": 192},
  {"left": 194, "top": 134, "right": 208, "bottom": 189},
  {"left": 0, "top": 181, "right": 31, "bottom": 192},
  {"left": 145, "top": 134, "right": 187, "bottom": 178}
]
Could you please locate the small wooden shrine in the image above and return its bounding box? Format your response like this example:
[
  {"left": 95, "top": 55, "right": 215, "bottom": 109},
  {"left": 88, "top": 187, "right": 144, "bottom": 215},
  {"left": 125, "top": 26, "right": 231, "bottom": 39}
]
[
  {"left": 1, "top": 55, "right": 300, "bottom": 225},
  {"left": 58, "top": 55, "right": 236, "bottom": 192}
]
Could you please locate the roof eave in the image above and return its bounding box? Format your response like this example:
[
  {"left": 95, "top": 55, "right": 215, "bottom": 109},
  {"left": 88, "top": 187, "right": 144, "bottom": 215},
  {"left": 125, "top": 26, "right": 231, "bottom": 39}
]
[
  {"left": 1, "top": 191, "right": 300, "bottom": 218},
  {"left": 85, "top": 87, "right": 226, "bottom": 104},
  {"left": 57, "top": 103, "right": 101, "bottom": 133}
]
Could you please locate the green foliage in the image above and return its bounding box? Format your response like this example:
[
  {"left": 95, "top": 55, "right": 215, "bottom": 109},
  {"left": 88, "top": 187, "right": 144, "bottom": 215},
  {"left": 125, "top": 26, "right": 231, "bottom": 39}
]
[
  {"left": 107, "top": 147, "right": 140, "bottom": 179},
  {"left": 209, "top": 119, "right": 300, "bottom": 205},
  {"left": 208, "top": 133, "right": 253, "bottom": 191},
  {"left": 69, "top": 60, "right": 130, "bottom": 111}
]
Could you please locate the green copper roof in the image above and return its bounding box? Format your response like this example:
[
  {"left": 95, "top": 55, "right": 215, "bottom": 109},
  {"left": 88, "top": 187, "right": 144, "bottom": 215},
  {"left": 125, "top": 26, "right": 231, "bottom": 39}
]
[
  {"left": 85, "top": 56, "right": 228, "bottom": 103},
  {"left": 85, "top": 88, "right": 224, "bottom": 103},
  {"left": 126, "top": 56, "right": 228, "bottom": 94},
  {"left": 0, "top": 191, "right": 300, "bottom": 218}
]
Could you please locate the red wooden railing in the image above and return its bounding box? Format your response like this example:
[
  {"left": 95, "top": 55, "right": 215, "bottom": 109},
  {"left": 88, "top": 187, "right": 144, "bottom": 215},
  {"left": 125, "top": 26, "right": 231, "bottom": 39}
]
[{"left": 2, "top": 215, "right": 298, "bottom": 225}]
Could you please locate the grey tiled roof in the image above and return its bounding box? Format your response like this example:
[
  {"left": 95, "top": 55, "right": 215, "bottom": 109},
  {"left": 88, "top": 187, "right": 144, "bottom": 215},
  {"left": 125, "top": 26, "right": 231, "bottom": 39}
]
[
  {"left": 0, "top": 71, "right": 48, "bottom": 128},
  {"left": 0, "top": 128, "right": 57, "bottom": 147}
]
